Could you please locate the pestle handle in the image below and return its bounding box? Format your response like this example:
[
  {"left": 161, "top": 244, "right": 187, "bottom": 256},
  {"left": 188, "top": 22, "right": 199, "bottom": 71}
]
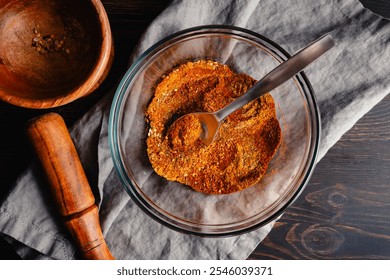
[{"left": 26, "top": 112, "right": 114, "bottom": 260}]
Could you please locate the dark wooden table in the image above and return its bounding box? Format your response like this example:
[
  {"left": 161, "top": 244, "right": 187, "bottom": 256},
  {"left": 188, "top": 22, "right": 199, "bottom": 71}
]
[{"left": 0, "top": 0, "right": 389, "bottom": 260}]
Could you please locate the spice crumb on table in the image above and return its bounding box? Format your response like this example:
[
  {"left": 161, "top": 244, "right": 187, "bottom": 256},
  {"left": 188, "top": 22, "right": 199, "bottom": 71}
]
[{"left": 146, "top": 60, "right": 282, "bottom": 194}]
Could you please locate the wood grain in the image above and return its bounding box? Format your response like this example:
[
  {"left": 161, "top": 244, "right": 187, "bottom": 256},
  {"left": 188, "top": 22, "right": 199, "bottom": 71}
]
[{"left": 248, "top": 94, "right": 390, "bottom": 259}]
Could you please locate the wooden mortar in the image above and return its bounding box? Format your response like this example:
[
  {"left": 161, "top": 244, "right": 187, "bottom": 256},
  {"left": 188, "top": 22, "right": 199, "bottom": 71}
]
[{"left": 0, "top": 0, "right": 113, "bottom": 108}]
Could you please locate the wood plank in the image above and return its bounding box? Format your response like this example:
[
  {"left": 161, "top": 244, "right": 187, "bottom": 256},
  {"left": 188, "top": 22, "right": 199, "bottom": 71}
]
[{"left": 249, "top": 95, "right": 390, "bottom": 259}]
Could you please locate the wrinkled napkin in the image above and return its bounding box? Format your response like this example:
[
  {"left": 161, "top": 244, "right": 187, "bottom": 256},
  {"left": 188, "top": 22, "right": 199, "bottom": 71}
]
[{"left": 1, "top": 0, "right": 390, "bottom": 259}]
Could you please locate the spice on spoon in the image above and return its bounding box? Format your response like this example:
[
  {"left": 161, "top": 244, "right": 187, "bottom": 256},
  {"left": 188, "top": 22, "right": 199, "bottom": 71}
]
[{"left": 166, "top": 114, "right": 204, "bottom": 153}]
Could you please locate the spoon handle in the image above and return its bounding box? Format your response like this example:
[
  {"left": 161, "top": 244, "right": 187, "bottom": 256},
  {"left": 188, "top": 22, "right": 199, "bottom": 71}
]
[{"left": 216, "top": 34, "right": 335, "bottom": 121}]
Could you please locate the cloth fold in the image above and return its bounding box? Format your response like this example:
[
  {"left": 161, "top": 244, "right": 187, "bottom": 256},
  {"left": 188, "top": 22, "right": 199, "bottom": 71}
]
[{"left": 1, "top": 0, "right": 389, "bottom": 259}]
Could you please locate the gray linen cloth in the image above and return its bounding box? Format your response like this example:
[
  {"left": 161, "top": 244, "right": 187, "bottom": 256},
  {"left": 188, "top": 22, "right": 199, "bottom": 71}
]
[{"left": 1, "top": 0, "right": 389, "bottom": 259}]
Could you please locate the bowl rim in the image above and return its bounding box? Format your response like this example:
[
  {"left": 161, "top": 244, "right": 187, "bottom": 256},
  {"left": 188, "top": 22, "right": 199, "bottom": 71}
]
[
  {"left": 0, "top": 0, "right": 113, "bottom": 109},
  {"left": 109, "top": 24, "right": 321, "bottom": 237}
]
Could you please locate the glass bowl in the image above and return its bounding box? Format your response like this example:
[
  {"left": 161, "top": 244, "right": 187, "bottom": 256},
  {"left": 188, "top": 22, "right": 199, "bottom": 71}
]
[{"left": 109, "top": 25, "right": 320, "bottom": 236}]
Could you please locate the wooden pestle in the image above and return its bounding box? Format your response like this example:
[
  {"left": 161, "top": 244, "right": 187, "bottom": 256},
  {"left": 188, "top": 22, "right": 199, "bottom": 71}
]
[{"left": 26, "top": 112, "right": 114, "bottom": 260}]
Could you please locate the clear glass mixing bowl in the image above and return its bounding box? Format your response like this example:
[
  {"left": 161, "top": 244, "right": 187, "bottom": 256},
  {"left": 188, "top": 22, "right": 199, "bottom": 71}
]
[{"left": 109, "top": 25, "right": 320, "bottom": 236}]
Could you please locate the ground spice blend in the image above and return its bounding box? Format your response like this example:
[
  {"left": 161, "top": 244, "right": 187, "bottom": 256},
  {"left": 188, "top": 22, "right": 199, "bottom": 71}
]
[{"left": 146, "top": 60, "right": 282, "bottom": 194}]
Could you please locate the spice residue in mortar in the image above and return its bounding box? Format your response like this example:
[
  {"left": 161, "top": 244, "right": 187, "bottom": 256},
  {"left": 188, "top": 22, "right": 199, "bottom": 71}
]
[
  {"left": 31, "top": 24, "right": 68, "bottom": 54},
  {"left": 31, "top": 24, "right": 70, "bottom": 55},
  {"left": 31, "top": 14, "right": 84, "bottom": 55},
  {"left": 146, "top": 60, "right": 282, "bottom": 194}
]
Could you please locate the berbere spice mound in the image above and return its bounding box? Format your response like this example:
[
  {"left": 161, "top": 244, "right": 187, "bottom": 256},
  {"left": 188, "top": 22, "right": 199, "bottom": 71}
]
[{"left": 146, "top": 60, "right": 281, "bottom": 194}]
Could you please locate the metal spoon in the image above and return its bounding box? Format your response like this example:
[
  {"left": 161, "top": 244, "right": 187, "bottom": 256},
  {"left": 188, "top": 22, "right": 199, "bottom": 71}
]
[{"left": 174, "top": 34, "right": 335, "bottom": 145}]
